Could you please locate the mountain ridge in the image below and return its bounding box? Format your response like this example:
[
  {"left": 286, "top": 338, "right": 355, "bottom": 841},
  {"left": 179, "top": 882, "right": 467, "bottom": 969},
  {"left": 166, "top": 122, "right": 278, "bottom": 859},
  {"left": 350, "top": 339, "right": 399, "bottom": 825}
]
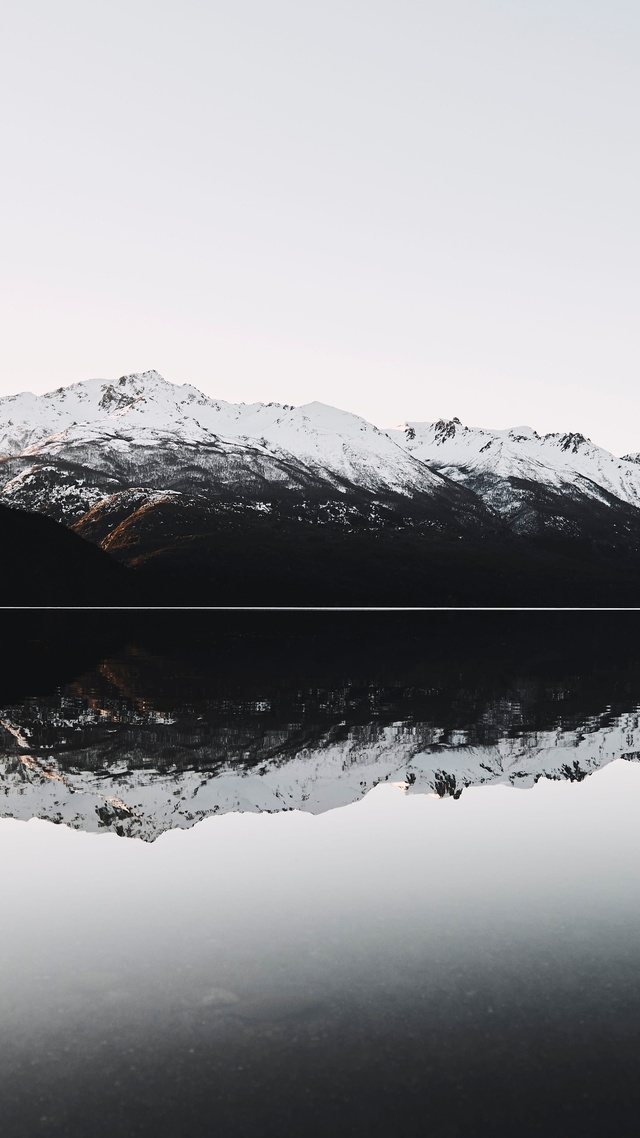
[
  {"left": 2, "top": 371, "right": 640, "bottom": 604},
  {"left": 3, "top": 370, "right": 637, "bottom": 514},
  {"left": 389, "top": 416, "right": 640, "bottom": 511}
]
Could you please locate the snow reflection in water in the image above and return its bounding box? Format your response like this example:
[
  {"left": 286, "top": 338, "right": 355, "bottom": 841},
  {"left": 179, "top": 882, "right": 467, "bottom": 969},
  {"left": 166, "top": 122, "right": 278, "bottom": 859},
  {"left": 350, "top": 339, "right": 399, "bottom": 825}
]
[
  {"left": 1, "top": 643, "right": 640, "bottom": 839},
  {"left": 2, "top": 763, "right": 640, "bottom": 1136}
]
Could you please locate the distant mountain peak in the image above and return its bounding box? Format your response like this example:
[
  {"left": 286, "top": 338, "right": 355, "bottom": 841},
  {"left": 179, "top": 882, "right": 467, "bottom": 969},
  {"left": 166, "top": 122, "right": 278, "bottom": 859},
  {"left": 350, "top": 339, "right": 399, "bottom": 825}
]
[
  {"left": 551, "top": 430, "right": 592, "bottom": 453},
  {"left": 507, "top": 425, "right": 539, "bottom": 441},
  {"left": 118, "top": 369, "right": 163, "bottom": 382},
  {"left": 433, "top": 417, "right": 465, "bottom": 443}
]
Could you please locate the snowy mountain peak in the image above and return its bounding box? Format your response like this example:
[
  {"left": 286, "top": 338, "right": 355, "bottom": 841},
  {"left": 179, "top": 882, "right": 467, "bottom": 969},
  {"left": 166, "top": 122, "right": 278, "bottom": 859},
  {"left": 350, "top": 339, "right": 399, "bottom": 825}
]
[
  {"left": 507, "top": 426, "right": 539, "bottom": 442},
  {"left": 96, "top": 370, "right": 165, "bottom": 404},
  {"left": 119, "top": 369, "right": 164, "bottom": 383},
  {"left": 0, "top": 372, "right": 453, "bottom": 501},
  {"left": 387, "top": 414, "right": 640, "bottom": 512},
  {"left": 432, "top": 417, "right": 466, "bottom": 444},
  {"left": 547, "top": 430, "right": 592, "bottom": 454},
  {"left": 395, "top": 417, "right": 463, "bottom": 445}
]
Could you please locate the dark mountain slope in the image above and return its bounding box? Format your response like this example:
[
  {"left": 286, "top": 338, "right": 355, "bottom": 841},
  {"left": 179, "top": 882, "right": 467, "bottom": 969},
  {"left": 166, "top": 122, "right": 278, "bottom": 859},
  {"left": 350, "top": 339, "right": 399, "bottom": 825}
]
[
  {"left": 0, "top": 503, "right": 138, "bottom": 605},
  {"left": 73, "top": 496, "right": 640, "bottom": 606}
]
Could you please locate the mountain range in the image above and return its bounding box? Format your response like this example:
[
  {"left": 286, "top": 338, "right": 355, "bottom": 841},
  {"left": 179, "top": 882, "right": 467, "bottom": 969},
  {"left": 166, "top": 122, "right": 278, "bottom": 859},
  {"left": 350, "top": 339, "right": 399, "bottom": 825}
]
[{"left": 2, "top": 370, "right": 640, "bottom": 604}]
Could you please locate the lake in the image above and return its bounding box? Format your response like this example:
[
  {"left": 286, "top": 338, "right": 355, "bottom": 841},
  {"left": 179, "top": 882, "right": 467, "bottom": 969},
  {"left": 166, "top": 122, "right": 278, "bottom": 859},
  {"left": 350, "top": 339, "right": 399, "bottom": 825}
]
[{"left": 1, "top": 611, "right": 640, "bottom": 1136}]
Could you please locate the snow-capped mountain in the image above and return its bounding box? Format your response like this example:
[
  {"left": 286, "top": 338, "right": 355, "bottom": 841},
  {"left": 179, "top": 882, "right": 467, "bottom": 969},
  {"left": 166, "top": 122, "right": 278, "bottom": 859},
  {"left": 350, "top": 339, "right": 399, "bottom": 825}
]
[
  {"left": 0, "top": 371, "right": 450, "bottom": 508},
  {"left": 2, "top": 369, "right": 640, "bottom": 604},
  {"left": 389, "top": 418, "right": 640, "bottom": 516}
]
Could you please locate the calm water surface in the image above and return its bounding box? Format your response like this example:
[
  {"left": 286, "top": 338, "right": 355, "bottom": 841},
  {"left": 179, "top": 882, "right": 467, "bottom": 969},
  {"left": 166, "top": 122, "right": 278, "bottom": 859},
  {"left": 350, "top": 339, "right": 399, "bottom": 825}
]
[{"left": 2, "top": 612, "right": 640, "bottom": 1136}]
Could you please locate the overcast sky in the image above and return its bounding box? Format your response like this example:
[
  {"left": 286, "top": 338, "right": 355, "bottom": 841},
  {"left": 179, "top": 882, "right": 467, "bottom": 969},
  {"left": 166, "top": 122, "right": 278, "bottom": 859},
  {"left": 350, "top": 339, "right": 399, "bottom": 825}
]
[{"left": 2, "top": 1, "right": 639, "bottom": 453}]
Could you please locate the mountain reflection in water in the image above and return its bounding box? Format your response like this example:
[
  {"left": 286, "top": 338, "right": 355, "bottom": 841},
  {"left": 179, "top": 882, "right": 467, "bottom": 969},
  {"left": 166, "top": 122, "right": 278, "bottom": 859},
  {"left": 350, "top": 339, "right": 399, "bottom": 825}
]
[
  {"left": 3, "top": 612, "right": 640, "bottom": 1137},
  {"left": 1, "top": 611, "right": 640, "bottom": 839}
]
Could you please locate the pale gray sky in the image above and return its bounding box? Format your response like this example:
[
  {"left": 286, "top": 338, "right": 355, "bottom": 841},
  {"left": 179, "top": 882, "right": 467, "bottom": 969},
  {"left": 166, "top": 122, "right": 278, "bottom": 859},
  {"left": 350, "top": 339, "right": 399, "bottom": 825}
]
[{"left": 2, "top": 1, "right": 639, "bottom": 453}]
